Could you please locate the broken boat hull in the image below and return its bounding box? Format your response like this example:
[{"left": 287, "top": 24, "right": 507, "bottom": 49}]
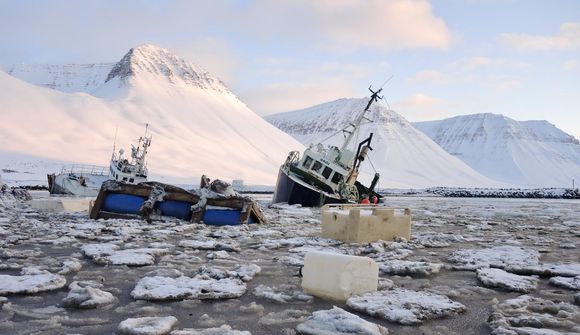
[
  {"left": 90, "top": 180, "right": 266, "bottom": 225},
  {"left": 272, "top": 168, "right": 342, "bottom": 207}
]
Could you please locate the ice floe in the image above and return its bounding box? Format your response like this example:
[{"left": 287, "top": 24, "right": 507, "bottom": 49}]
[
  {"left": 296, "top": 306, "right": 389, "bottom": 335},
  {"left": 378, "top": 260, "right": 442, "bottom": 277},
  {"left": 346, "top": 288, "right": 466, "bottom": 325},
  {"left": 488, "top": 295, "right": 580, "bottom": 334},
  {"left": 131, "top": 275, "right": 246, "bottom": 301},
  {"left": 476, "top": 268, "right": 539, "bottom": 293},
  {"left": 447, "top": 245, "right": 540, "bottom": 271},
  {"left": 170, "top": 325, "right": 251, "bottom": 334},
  {"left": 549, "top": 276, "right": 580, "bottom": 290},
  {"left": 179, "top": 239, "right": 240, "bottom": 252},
  {"left": 61, "top": 281, "right": 116, "bottom": 309},
  {"left": 0, "top": 269, "right": 66, "bottom": 295},
  {"left": 118, "top": 316, "right": 178, "bottom": 335}
]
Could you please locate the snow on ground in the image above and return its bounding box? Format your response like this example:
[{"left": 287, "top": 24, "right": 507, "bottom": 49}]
[
  {"left": 0, "top": 192, "right": 579, "bottom": 334},
  {"left": 296, "top": 306, "right": 389, "bottom": 334},
  {"left": 346, "top": 288, "right": 466, "bottom": 325}
]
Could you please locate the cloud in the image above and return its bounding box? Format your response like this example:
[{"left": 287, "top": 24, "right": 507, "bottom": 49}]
[
  {"left": 392, "top": 93, "right": 451, "bottom": 121},
  {"left": 499, "top": 22, "right": 580, "bottom": 51},
  {"left": 241, "top": 82, "right": 354, "bottom": 116},
  {"left": 406, "top": 70, "right": 449, "bottom": 85},
  {"left": 236, "top": 0, "right": 453, "bottom": 52}
]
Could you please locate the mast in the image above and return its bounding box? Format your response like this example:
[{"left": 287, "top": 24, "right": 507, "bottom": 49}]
[{"left": 339, "top": 86, "right": 383, "bottom": 152}]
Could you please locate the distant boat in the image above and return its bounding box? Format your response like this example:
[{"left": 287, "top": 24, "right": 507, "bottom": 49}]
[
  {"left": 272, "top": 86, "right": 382, "bottom": 207},
  {"left": 47, "top": 126, "right": 152, "bottom": 197}
]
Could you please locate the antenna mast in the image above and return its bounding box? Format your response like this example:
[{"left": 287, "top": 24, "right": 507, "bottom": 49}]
[{"left": 340, "top": 86, "right": 383, "bottom": 152}]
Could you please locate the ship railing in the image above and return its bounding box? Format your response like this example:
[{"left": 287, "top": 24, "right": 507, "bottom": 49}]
[{"left": 60, "top": 164, "right": 109, "bottom": 176}]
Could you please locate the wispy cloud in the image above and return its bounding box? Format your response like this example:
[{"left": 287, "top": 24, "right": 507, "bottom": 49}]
[
  {"left": 392, "top": 93, "right": 451, "bottom": 121},
  {"left": 499, "top": 22, "right": 580, "bottom": 51},
  {"left": 406, "top": 70, "right": 449, "bottom": 85},
  {"left": 234, "top": 0, "right": 453, "bottom": 52}
]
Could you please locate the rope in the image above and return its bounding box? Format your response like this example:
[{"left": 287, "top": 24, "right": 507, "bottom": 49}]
[{"left": 367, "top": 154, "right": 377, "bottom": 174}]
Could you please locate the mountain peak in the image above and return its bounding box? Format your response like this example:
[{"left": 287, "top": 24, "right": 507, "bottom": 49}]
[{"left": 104, "top": 43, "right": 229, "bottom": 93}]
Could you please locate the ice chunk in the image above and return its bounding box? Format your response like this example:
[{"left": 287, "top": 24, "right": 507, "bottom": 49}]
[
  {"left": 549, "top": 276, "right": 580, "bottom": 290},
  {"left": 488, "top": 295, "right": 580, "bottom": 334},
  {"left": 59, "top": 259, "right": 82, "bottom": 274},
  {"left": 178, "top": 240, "right": 240, "bottom": 252},
  {"left": 0, "top": 270, "right": 66, "bottom": 295},
  {"left": 62, "top": 281, "right": 116, "bottom": 309},
  {"left": 378, "top": 260, "right": 442, "bottom": 277},
  {"left": 81, "top": 243, "right": 119, "bottom": 258},
  {"left": 170, "top": 325, "right": 250, "bottom": 334},
  {"left": 131, "top": 275, "right": 246, "bottom": 301},
  {"left": 296, "top": 306, "right": 389, "bottom": 335},
  {"left": 253, "top": 284, "right": 292, "bottom": 303},
  {"left": 346, "top": 288, "right": 466, "bottom": 325},
  {"left": 447, "top": 246, "right": 540, "bottom": 271},
  {"left": 476, "top": 268, "right": 538, "bottom": 293},
  {"left": 118, "top": 316, "right": 178, "bottom": 335}
]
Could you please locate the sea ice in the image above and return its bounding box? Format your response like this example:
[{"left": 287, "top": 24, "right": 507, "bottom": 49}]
[
  {"left": 447, "top": 245, "right": 540, "bottom": 271},
  {"left": 131, "top": 275, "right": 247, "bottom": 301},
  {"left": 346, "top": 288, "right": 466, "bottom": 325},
  {"left": 296, "top": 306, "right": 389, "bottom": 335},
  {"left": 178, "top": 239, "right": 240, "bottom": 252},
  {"left": 378, "top": 260, "right": 442, "bottom": 277},
  {"left": 0, "top": 270, "right": 66, "bottom": 295},
  {"left": 118, "top": 316, "right": 178, "bottom": 335},
  {"left": 61, "top": 281, "right": 116, "bottom": 309},
  {"left": 488, "top": 295, "right": 580, "bottom": 334},
  {"left": 476, "top": 268, "right": 538, "bottom": 293},
  {"left": 549, "top": 276, "right": 580, "bottom": 290},
  {"left": 170, "top": 325, "right": 251, "bottom": 334},
  {"left": 253, "top": 284, "right": 292, "bottom": 303}
]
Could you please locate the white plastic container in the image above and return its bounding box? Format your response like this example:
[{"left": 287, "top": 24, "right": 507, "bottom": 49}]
[{"left": 301, "top": 251, "right": 378, "bottom": 302}]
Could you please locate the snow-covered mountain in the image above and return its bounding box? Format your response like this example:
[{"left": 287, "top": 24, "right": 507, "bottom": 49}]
[
  {"left": 265, "top": 98, "right": 499, "bottom": 188},
  {"left": 1, "top": 44, "right": 303, "bottom": 185},
  {"left": 7, "top": 63, "right": 114, "bottom": 93},
  {"left": 413, "top": 114, "right": 580, "bottom": 187}
]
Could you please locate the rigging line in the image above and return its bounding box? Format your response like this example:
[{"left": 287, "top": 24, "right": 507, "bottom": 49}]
[{"left": 367, "top": 154, "right": 377, "bottom": 174}]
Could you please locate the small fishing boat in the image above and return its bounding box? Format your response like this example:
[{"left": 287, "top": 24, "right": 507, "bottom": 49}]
[
  {"left": 89, "top": 178, "right": 267, "bottom": 225},
  {"left": 272, "top": 86, "right": 382, "bottom": 207},
  {"left": 47, "top": 126, "right": 152, "bottom": 197}
]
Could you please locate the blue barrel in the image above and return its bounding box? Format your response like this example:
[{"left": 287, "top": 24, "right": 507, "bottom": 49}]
[
  {"left": 156, "top": 200, "right": 192, "bottom": 221},
  {"left": 203, "top": 210, "right": 242, "bottom": 226},
  {"left": 102, "top": 194, "right": 146, "bottom": 215}
]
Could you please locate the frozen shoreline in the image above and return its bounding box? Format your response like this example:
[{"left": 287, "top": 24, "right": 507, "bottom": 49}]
[{"left": 0, "top": 190, "right": 579, "bottom": 334}]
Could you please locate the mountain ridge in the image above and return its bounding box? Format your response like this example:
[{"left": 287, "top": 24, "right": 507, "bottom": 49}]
[{"left": 413, "top": 113, "right": 580, "bottom": 187}]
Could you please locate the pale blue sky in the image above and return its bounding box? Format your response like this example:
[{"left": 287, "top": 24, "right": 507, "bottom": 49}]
[{"left": 1, "top": 0, "right": 579, "bottom": 138}]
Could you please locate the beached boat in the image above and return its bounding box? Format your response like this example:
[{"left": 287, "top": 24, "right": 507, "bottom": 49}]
[
  {"left": 272, "top": 86, "right": 382, "bottom": 207},
  {"left": 89, "top": 179, "right": 267, "bottom": 225},
  {"left": 47, "top": 126, "right": 152, "bottom": 197}
]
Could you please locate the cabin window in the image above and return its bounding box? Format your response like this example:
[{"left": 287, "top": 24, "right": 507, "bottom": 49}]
[
  {"left": 123, "top": 177, "right": 128, "bottom": 182},
  {"left": 302, "top": 156, "right": 313, "bottom": 169},
  {"left": 311, "top": 161, "right": 323, "bottom": 173},
  {"left": 129, "top": 178, "right": 134, "bottom": 183},
  {"left": 322, "top": 166, "right": 332, "bottom": 179},
  {"left": 331, "top": 172, "right": 343, "bottom": 184}
]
